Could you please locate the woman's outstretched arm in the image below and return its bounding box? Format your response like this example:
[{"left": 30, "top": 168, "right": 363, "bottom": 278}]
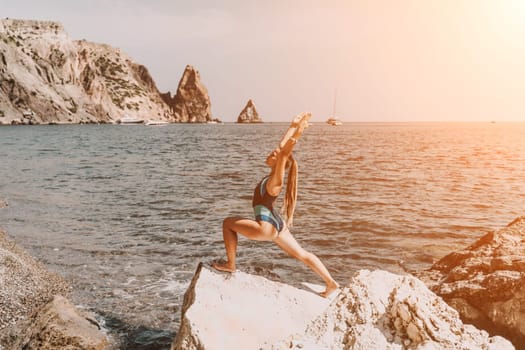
[{"left": 266, "top": 118, "right": 308, "bottom": 196}]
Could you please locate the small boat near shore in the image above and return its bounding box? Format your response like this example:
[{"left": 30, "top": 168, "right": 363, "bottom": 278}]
[
  {"left": 119, "top": 115, "right": 144, "bottom": 125},
  {"left": 145, "top": 120, "right": 169, "bottom": 126}
]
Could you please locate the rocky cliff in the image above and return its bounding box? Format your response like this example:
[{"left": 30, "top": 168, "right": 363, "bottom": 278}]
[
  {"left": 237, "top": 99, "right": 262, "bottom": 123},
  {"left": 418, "top": 216, "right": 525, "bottom": 349},
  {"left": 173, "top": 264, "right": 514, "bottom": 349},
  {"left": 0, "top": 18, "right": 173, "bottom": 124},
  {"left": 161, "top": 65, "right": 213, "bottom": 123}
]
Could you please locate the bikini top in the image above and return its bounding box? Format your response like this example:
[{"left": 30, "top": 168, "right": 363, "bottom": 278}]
[{"left": 252, "top": 176, "right": 278, "bottom": 210}]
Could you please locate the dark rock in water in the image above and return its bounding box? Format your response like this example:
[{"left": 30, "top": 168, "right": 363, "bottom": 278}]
[
  {"left": 417, "top": 216, "right": 525, "bottom": 349},
  {"left": 237, "top": 99, "right": 262, "bottom": 123},
  {"left": 162, "top": 65, "right": 212, "bottom": 123}
]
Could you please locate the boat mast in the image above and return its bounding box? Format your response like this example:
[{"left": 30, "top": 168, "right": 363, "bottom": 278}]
[{"left": 332, "top": 89, "right": 337, "bottom": 117}]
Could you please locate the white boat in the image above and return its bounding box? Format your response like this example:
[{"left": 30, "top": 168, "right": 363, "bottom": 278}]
[
  {"left": 119, "top": 115, "right": 144, "bottom": 124},
  {"left": 326, "top": 117, "right": 343, "bottom": 126},
  {"left": 326, "top": 92, "right": 342, "bottom": 125},
  {"left": 145, "top": 120, "right": 169, "bottom": 126}
]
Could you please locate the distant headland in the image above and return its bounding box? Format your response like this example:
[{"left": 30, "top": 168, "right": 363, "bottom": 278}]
[{"left": 0, "top": 18, "right": 224, "bottom": 125}]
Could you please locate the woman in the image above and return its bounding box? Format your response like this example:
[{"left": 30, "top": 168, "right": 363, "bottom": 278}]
[{"left": 213, "top": 117, "right": 339, "bottom": 298}]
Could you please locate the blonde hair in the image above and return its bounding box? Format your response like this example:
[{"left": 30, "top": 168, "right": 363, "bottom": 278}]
[{"left": 282, "top": 155, "right": 298, "bottom": 227}]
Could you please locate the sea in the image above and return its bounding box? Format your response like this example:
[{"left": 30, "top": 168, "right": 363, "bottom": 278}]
[{"left": 0, "top": 122, "right": 524, "bottom": 349}]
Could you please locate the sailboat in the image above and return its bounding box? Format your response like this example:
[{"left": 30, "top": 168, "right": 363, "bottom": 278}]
[{"left": 326, "top": 91, "right": 343, "bottom": 126}]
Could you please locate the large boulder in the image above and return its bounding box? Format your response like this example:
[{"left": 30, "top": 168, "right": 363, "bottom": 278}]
[
  {"left": 162, "top": 65, "right": 212, "bottom": 122},
  {"left": 274, "top": 270, "right": 512, "bottom": 349},
  {"left": 237, "top": 99, "right": 262, "bottom": 123},
  {"left": 417, "top": 216, "right": 525, "bottom": 349},
  {"left": 0, "top": 229, "right": 69, "bottom": 329},
  {"left": 0, "top": 295, "right": 108, "bottom": 350},
  {"left": 0, "top": 229, "right": 108, "bottom": 349},
  {"left": 172, "top": 263, "right": 332, "bottom": 350},
  {"left": 173, "top": 264, "right": 513, "bottom": 349}
]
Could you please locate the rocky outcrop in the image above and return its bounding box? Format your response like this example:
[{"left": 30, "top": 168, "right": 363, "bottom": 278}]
[
  {"left": 162, "top": 65, "right": 212, "bottom": 123},
  {"left": 275, "top": 270, "right": 513, "bottom": 349},
  {"left": 172, "top": 263, "right": 332, "bottom": 350},
  {"left": 0, "top": 229, "right": 108, "bottom": 349},
  {"left": 174, "top": 264, "right": 513, "bottom": 349},
  {"left": 0, "top": 229, "right": 69, "bottom": 329},
  {"left": 0, "top": 296, "right": 108, "bottom": 350},
  {"left": 0, "top": 18, "right": 173, "bottom": 124},
  {"left": 417, "top": 216, "right": 525, "bottom": 349},
  {"left": 237, "top": 99, "right": 262, "bottom": 123}
]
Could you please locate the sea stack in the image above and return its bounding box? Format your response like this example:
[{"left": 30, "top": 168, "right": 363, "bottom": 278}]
[
  {"left": 161, "top": 65, "right": 212, "bottom": 123},
  {"left": 237, "top": 99, "right": 262, "bottom": 123}
]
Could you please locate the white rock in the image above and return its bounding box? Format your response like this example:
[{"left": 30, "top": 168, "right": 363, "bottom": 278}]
[
  {"left": 273, "top": 270, "right": 515, "bottom": 350},
  {"left": 172, "top": 263, "right": 332, "bottom": 350}
]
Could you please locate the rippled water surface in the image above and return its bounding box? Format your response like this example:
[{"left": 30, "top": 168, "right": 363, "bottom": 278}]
[{"left": 1, "top": 122, "right": 524, "bottom": 348}]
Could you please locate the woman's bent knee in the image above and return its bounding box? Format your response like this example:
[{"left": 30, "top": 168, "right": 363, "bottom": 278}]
[{"left": 223, "top": 216, "right": 237, "bottom": 228}]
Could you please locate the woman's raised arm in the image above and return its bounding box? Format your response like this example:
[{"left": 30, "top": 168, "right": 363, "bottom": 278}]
[{"left": 266, "top": 113, "right": 310, "bottom": 196}]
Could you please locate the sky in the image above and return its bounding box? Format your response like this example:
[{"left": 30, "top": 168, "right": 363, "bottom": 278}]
[{"left": 2, "top": 0, "right": 524, "bottom": 122}]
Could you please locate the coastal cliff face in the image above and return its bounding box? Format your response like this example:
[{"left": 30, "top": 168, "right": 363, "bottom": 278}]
[
  {"left": 0, "top": 18, "right": 173, "bottom": 124},
  {"left": 237, "top": 99, "right": 262, "bottom": 123},
  {"left": 418, "top": 216, "right": 525, "bottom": 349},
  {"left": 173, "top": 264, "right": 514, "bottom": 349},
  {"left": 161, "top": 65, "right": 213, "bottom": 123}
]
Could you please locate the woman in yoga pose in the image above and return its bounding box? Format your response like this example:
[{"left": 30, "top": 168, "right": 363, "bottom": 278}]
[{"left": 213, "top": 114, "right": 339, "bottom": 297}]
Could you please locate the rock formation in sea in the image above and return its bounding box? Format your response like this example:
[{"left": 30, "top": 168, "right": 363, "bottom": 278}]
[
  {"left": 0, "top": 18, "right": 173, "bottom": 125},
  {"left": 237, "top": 99, "right": 262, "bottom": 123},
  {"left": 417, "top": 216, "right": 525, "bottom": 349},
  {"left": 161, "top": 65, "right": 213, "bottom": 123},
  {"left": 0, "top": 229, "right": 108, "bottom": 349},
  {"left": 173, "top": 263, "right": 514, "bottom": 349}
]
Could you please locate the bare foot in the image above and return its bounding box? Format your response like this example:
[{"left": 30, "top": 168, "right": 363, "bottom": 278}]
[
  {"left": 319, "top": 280, "right": 340, "bottom": 298},
  {"left": 212, "top": 261, "right": 235, "bottom": 273}
]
